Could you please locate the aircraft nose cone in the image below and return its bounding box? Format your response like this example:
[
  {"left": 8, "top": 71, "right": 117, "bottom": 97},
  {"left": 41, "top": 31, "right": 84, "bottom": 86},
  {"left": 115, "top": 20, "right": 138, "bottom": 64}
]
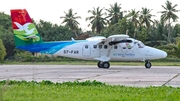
[
  {"left": 154, "top": 49, "right": 167, "bottom": 59},
  {"left": 145, "top": 47, "right": 168, "bottom": 59},
  {"left": 161, "top": 51, "right": 167, "bottom": 58}
]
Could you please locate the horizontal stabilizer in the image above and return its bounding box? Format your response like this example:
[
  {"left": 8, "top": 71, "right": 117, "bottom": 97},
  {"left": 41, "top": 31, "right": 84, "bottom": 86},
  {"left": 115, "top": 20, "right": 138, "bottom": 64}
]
[{"left": 24, "top": 35, "right": 39, "bottom": 39}]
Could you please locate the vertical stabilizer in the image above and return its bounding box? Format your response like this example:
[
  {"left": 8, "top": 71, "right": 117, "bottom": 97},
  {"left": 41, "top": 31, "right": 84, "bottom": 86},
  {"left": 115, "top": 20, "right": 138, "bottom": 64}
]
[{"left": 10, "top": 9, "right": 43, "bottom": 47}]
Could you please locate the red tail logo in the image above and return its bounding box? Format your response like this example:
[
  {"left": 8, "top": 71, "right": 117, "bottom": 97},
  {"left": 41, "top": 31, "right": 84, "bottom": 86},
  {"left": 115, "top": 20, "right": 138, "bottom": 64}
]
[{"left": 11, "top": 9, "right": 33, "bottom": 30}]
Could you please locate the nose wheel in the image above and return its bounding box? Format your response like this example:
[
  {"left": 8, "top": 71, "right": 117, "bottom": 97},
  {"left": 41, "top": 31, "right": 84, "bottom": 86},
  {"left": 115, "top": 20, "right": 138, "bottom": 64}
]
[
  {"left": 145, "top": 61, "right": 151, "bottom": 68},
  {"left": 97, "top": 61, "right": 110, "bottom": 69}
]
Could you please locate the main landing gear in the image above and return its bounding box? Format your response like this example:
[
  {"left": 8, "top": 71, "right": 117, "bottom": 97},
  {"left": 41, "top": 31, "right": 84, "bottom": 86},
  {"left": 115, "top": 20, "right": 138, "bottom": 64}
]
[
  {"left": 97, "top": 61, "right": 110, "bottom": 69},
  {"left": 145, "top": 61, "right": 151, "bottom": 68},
  {"left": 97, "top": 61, "right": 152, "bottom": 69}
]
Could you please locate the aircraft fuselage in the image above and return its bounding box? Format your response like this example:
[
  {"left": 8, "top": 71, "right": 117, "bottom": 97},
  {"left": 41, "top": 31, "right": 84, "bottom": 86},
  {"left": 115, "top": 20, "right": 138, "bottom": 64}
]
[{"left": 53, "top": 38, "right": 167, "bottom": 62}]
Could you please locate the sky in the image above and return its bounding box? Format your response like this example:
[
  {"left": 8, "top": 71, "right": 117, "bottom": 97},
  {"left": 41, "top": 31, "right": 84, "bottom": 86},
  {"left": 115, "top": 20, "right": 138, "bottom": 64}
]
[{"left": 0, "top": 0, "right": 180, "bottom": 31}]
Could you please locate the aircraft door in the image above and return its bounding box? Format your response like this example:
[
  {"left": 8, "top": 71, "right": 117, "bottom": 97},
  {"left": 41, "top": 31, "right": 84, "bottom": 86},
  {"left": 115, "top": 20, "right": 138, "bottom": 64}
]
[
  {"left": 92, "top": 45, "right": 100, "bottom": 57},
  {"left": 82, "top": 45, "right": 91, "bottom": 56}
]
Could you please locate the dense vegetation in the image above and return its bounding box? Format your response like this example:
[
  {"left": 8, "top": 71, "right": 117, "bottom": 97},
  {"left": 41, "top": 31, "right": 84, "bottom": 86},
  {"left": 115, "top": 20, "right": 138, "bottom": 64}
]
[
  {"left": 0, "top": 80, "right": 180, "bottom": 101},
  {"left": 0, "top": 39, "right": 6, "bottom": 62},
  {"left": 0, "top": 0, "right": 180, "bottom": 62}
]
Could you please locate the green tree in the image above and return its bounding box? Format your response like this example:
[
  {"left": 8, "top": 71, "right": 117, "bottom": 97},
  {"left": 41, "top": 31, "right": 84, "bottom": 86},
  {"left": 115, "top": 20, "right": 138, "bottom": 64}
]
[
  {"left": 0, "top": 39, "right": 6, "bottom": 62},
  {"left": 60, "top": 9, "right": 81, "bottom": 38},
  {"left": 86, "top": 7, "right": 107, "bottom": 34},
  {"left": 0, "top": 12, "right": 15, "bottom": 58},
  {"left": 156, "top": 38, "right": 180, "bottom": 58},
  {"left": 35, "top": 20, "right": 73, "bottom": 41},
  {"left": 139, "top": 7, "right": 154, "bottom": 28},
  {"left": 176, "top": 37, "right": 180, "bottom": 58},
  {"left": 106, "top": 2, "right": 123, "bottom": 25},
  {"left": 136, "top": 28, "right": 148, "bottom": 43},
  {"left": 159, "top": 0, "right": 180, "bottom": 41},
  {"left": 126, "top": 9, "right": 140, "bottom": 38},
  {"left": 102, "top": 18, "right": 134, "bottom": 37},
  {"left": 0, "top": 29, "right": 15, "bottom": 58},
  {"left": 172, "top": 24, "right": 180, "bottom": 38},
  {"left": 145, "top": 19, "right": 168, "bottom": 46},
  {"left": 0, "top": 12, "right": 11, "bottom": 29}
]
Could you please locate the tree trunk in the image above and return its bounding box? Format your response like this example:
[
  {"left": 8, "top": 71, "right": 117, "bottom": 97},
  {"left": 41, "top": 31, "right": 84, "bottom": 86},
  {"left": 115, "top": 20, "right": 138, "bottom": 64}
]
[
  {"left": 134, "top": 28, "right": 137, "bottom": 39},
  {"left": 168, "top": 19, "right": 171, "bottom": 43},
  {"left": 126, "top": 29, "right": 129, "bottom": 35},
  {"left": 74, "top": 30, "right": 78, "bottom": 38}
]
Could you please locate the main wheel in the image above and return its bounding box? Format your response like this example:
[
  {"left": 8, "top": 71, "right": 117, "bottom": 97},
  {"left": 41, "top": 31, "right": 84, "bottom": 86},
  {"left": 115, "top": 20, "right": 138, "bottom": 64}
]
[
  {"left": 97, "top": 61, "right": 102, "bottom": 68},
  {"left": 102, "top": 62, "right": 110, "bottom": 69},
  {"left": 145, "top": 61, "right": 151, "bottom": 68}
]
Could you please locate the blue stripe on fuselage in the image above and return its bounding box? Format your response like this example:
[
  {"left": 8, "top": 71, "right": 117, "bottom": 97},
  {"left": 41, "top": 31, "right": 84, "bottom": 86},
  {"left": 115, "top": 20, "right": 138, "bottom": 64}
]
[{"left": 16, "top": 40, "right": 86, "bottom": 54}]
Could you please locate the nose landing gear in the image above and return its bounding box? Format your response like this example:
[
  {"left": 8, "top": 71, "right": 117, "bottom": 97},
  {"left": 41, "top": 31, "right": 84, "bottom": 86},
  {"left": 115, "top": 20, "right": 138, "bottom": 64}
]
[{"left": 145, "top": 61, "right": 151, "bottom": 68}]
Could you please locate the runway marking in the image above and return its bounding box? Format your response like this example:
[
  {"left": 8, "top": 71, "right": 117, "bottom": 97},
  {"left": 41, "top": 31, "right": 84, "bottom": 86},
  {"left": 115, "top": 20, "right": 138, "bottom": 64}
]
[
  {"left": 75, "top": 70, "right": 121, "bottom": 81},
  {"left": 162, "top": 73, "right": 180, "bottom": 86}
]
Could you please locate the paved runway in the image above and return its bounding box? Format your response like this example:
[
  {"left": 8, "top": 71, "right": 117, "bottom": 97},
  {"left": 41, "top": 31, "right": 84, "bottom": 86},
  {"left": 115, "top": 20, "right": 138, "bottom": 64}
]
[{"left": 0, "top": 65, "right": 180, "bottom": 87}]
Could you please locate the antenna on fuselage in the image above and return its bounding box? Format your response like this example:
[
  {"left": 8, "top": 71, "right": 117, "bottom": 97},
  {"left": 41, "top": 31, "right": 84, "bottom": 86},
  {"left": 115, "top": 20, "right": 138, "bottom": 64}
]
[{"left": 71, "top": 37, "right": 75, "bottom": 41}]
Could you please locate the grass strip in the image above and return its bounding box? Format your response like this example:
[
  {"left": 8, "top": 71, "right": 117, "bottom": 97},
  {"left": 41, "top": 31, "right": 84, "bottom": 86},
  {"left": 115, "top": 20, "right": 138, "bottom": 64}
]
[{"left": 0, "top": 80, "right": 180, "bottom": 101}]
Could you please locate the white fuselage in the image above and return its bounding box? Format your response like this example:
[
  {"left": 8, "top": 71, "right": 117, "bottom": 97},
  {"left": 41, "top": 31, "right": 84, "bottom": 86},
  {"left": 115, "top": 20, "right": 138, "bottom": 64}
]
[{"left": 54, "top": 38, "right": 167, "bottom": 62}]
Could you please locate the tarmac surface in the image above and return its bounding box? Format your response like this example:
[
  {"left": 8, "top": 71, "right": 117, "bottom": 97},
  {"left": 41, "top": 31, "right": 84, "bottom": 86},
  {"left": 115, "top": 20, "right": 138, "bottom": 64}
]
[{"left": 0, "top": 65, "right": 180, "bottom": 87}]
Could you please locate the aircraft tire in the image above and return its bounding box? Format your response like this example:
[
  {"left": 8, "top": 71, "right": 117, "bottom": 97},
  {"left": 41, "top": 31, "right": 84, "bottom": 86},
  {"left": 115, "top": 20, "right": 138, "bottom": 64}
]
[
  {"left": 97, "top": 61, "right": 102, "bottom": 68},
  {"left": 102, "top": 62, "right": 110, "bottom": 69},
  {"left": 145, "top": 61, "right": 151, "bottom": 68}
]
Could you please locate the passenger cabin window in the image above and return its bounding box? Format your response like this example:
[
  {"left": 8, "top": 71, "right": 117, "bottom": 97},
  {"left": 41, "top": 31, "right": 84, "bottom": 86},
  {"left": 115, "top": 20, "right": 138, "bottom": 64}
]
[
  {"left": 99, "top": 45, "right": 102, "bottom": 49},
  {"left": 85, "top": 45, "right": 88, "bottom": 49},
  {"left": 114, "top": 46, "right": 118, "bottom": 49},
  {"left": 93, "top": 45, "right": 97, "bottom": 49},
  {"left": 104, "top": 45, "right": 108, "bottom": 49}
]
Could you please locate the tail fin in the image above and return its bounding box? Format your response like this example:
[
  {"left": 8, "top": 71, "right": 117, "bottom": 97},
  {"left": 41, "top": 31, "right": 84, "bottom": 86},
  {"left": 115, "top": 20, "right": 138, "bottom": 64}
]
[{"left": 10, "top": 9, "right": 43, "bottom": 47}]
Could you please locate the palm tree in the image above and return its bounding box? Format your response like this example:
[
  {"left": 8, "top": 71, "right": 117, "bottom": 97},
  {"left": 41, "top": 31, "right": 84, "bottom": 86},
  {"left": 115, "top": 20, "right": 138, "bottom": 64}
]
[
  {"left": 86, "top": 7, "right": 107, "bottom": 34},
  {"left": 126, "top": 9, "right": 140, "bottom": 38},
  {"left": 60, "top": 8, "right": 81, "bottom": 38},
  {"left": 106, "top": 2, "right": 123, "bottom": 25},
  {"left": 159, "top": 0, "right": 180, "bottom": 41},
  {"left": 139, "top": 7, "right": 154, "bottom": 28},
  {"left": 146, "top": 19, "right": 168, "bottom": 46}
]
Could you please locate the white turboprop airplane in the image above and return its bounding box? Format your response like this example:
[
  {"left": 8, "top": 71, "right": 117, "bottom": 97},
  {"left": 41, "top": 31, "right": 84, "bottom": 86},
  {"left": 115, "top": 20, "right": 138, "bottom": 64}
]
[{"left": 10, "top": 9, "right": 167, "bottom": 69}]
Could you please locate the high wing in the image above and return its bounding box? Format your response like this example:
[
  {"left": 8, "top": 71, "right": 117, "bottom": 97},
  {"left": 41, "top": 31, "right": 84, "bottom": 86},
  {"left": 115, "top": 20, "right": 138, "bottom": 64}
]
[
  {"left": 86, "top": 36, "right": 106, "bottom": 45},
  {"left": 102, "top": 34, "right": 129, "bottom": 44},
  {"left": 94, "top": 34, "right": 129, "bottom": 62}
]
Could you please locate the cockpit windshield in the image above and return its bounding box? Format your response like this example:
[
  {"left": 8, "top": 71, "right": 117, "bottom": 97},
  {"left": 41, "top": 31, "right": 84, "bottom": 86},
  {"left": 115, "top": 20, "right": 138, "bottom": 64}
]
[{"left": 137, "top": 41, "right": 145, "bottom": 48}]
